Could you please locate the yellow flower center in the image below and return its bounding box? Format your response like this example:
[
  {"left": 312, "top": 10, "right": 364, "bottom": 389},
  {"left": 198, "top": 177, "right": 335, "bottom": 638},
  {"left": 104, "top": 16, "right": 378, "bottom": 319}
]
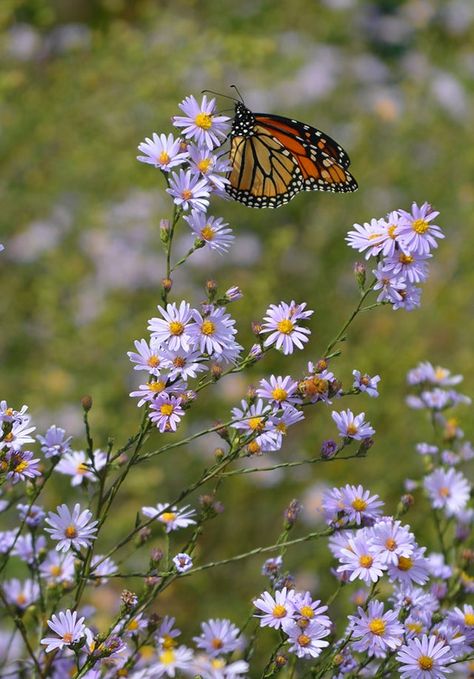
[
  {"left": 65, "top": 525, "right": 77, "bottom": 539},
  {"left": 169, "top": 321, "right": 184, "bottom": 336},
  {"left": 173, "top": 356, "right": 186, "bottom": 368},
  {"left": 351, "top": 498, "right": 367, "bottom": 512},
  {"left": 50, "top": 565, "right": 62, "bottom": 576},
  {"left": 4, "top": 432, "right": 13, "bottom": 442},
  {"left": 159, "top": 649, "right": 176, "bottom": 666},
  {"left": 399, "top": 253, "right": 414, "bottom": 264},
  {"left": 181, "top": 189, "right": 193, "bottom": 200},
  {"left": 197, "top": 158, "right": 212, "bottom": 172},
  {"left": 359, "top": 554, "right": 373, "bottom": 568},
  {"left": 201, "top": 225, "right": 215, "bottom": 241},
  {"left": 77, "top": 463, "right": 89, "bottom": 475},
  {"left": 398, "top": 556, "right": 413, "bottom": 571},
  {"left": 160, "top": 403, "right": 174, "bottom": 417},
  {"left": 406, "top": 621, "right": 423, "bottom": 633},
  {"left": 300, "top": 605, "right": 314, "bottom": 618},
  {"left": 211, "top": 638, "right": 223, "bottom": 650},
  {"left": 147, "top": 355, "right": 160, "bottom": 368},
  {"left": 347, "top": 423, "right": 358, "bottom": 436},
  {"left": 162, "top": 635, "right": 176, "bottom": 650},
  {"left": 14, "top": 460, "right": 29, "bottom": 474},
  {"left": 158, "top": 151, "right": 170, "bottom": 165},
  {"left": 5, "top": 408, "right": 14, "bottom": 416},
  {"left": 277, "top": 319, "right": 294, "bottom": 334},
  {"left": 195, "top": 112, "right": 212, "bottom": 129},
  {"left": 385, "top": 538, "right": 396, "bottom": 551},
  {"left": 148, "top": 381, "right": 166, "bottom": 393},
  {"left": 297, "top": 633, "right": 311, "bottom": 647},
  {"left": 16, "top": 594, "right": 27, "bottom": 606},
  {"left": 211, "top": 658, "right": 226, "bottom": 670},
  {"left": 439, "top": 486, "right": 450, "bottom": 498},
  {"left": 160, "top": 512, "right": 176, "bottom": 523},
  {"left": 247, "top": 441, "right": 261, "bottom": 455},
  {"left": 412, "top": 218, "right": 429, "bottom": 234},
  {"left": 434, "top": 367, "right": 448, "bottom": 380},
  {"left": 247, "top": 417, "right": 263, "bottom": 432},
  {"left": 276, "top": 422, "right": 287, "bottom": 434},
  {"left": 201, "top": 320, "right": 215, "bottom": 336},
  {"left": 418, "top": 655, "right": 433, "bottom": 670},
  {"left": 127, "top": 618, "right": 139, "bottom": 631},
  {"left": 368, "top": 618, "right": 386, "bottom": 635},
  {"left": 272, "top": 604, "right": 287, "bottom": 618},
  {"left": 62, "top": 631, "right": 73, "bottom": 644},
  {"left": 271, "top": 388, "right": 288, "bottom": 402},
  {"left": 464, "top": 613, "right": 474, "bottom": 626},
  {"left": 388, "top": 224, "right": 397, "bottom": 239}
]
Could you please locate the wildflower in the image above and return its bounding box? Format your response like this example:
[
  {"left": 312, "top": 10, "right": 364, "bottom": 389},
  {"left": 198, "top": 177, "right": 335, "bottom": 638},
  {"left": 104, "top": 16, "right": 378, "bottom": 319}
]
[
  {"left": 184, "top": 211, "right": 234, "bottom": 254},
  {"left": 291, "top": 592, "right": 331, "bottom": 628},
  {"left": 331, "top": 409, "right": 375, "bottom": 440},
  {"left": 173, "top": 94, "right": 230, "bottom": 149},
  {"left": 337, "top": 534, "right": 386, "bottom": 584},
  {"left": 261, "top": 556, "right": 283, "bottom": 578},
  {"left": 193, "top": 619, "right": 241, "bottom": 657},
  {"left": 158, "top": 347, "right": 206, "bottom": 380},
  {"left": 372, "top": 264, "right": 407, "bottom": 306},
  {"left": 188, "top": 306, "right": 237, "bottom": 355},
  {"left": 137, "top": 133, "right": 188, "bottom": 170},
  {"left": 448, "top": 605, "right": 474, "bottom": 644},
  {"left": 0, "top": 401, "right": 29, "bottom": 424},
  {"left": 17, "top": 503, "right": 45, "bottom": 528},
  {"left": 129, "top": 378, "right": 173, "bottom": 407},
  {"left": 1, "top": 418, "right": 36, "bottom": 450},
  {"left": 41, "top": 609, "right": 88, "bottom": 653},
  {"left": 5, "top": 450, "right": 41, "bottom": 484},
  {"left": 230, "top": 399, "right": 279, "bottom": 451},
  {"left": 271, "top": 405, "right": 305, "bottom": 440},
  {"left": 187, "top": 144, "right": 232, "bottom": 190},
  {"left": 4, "top": 578, "right": 39, "bottom": 609},
  {"left": 426, "top": 553, "right": 452, "bottom": 579},
  {"left": 173, "top": 553, "right": 193, "bottom": 573},
  {"left": 167, "top": 169, "right": 210, "bottom": 212},
  {"left": 37, "top": 425, "right": 72, "bottom": 458},
  {"left": 348, "top": 600, "right": 404, "bottom": 657},
  {"left": 398, "top": 202, "right": 444, "bottom": 255},
  {"left": 346, "top": 218, "right": 389, "bottom": 259},
  {"left": 368, "top": 518, "right": 415, "bottom": 565},
  {"left": 285, "top": 620, "right": 330, "bottom": 659},
  {"left": 90, "top": 554, "right": 118, "bottom": 584},
  {"left": 148, "top": 301, "right": 195, "bottom": 352},
  {"left": 407, "top": 361, "right": 462, "bottom": 387},
  {"left": 149, "top": 394, "right": 185, "bottom": 433},
  {"left": 396, "top": 634, "right": 453, "bottom": 678},
  {"left": 253, "top": 587, "right": 296, "bottom": 629},
  {"left": 387, "top": 547, "right": 430, "bottom": 586},
  {"left": 39, "top": 551, "right": 76, "bottom": 584},
  {"left": 224, "top": 286, "right": 243, "bottom": 303},
  {"left": 261, "top": 301, "right": 313, "bottom": 355},
  {"left": 192, "top": 656, "right": 249, "bottom": 679},
  {"left": 256, "top": 375, "right": 301, "bottom": 406},
  {"left": 0, "top": 530, "right": 17, "bottom": 554},
  {"left": 424, "top": 467, "right": 470, "bottom": 517},
  {"left": 338, "top": 484, "right": 384, "bottom": 525},
  {"left": 352, "top": 370, "right": 381, "bottom": 398},
  {"left": 55, "top": 449, "right": 107, "bottom": 486},
  {"left": 416, "top": 442, "right": 439, "bottom": 456},
  {"left": 45, "top": 503, "right": 98, "bottom": 552},
  {"left": 392, "top": 282, "right": 422, "bottom": 311},
  {"left": 12, "top": 534, "right": 46, "bottom": 564},
  {"left": 142, "top": 503, "right": 196, "bottom": 532},
  {"left": 382, "top": 250, "right": 431, "bottom": 284},
  {"left": 127, "top": 338, "right": 165, "bottom": 376},
  {"left": 150, "top": 644, "right": 194, "bottom": 677}
]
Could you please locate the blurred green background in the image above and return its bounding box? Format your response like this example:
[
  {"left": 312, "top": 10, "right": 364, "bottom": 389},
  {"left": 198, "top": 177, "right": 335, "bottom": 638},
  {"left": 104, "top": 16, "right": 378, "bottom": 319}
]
[{"left": 1, "top": 0, "right": 473, "bottom": 665}]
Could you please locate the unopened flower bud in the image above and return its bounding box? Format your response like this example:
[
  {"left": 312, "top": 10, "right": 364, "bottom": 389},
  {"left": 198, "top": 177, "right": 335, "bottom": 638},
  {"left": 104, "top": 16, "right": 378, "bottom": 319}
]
[
  {"left": 354, "top": 261, "right": 366, "bottom": 289},
  {"left": 251, "top": 321, "right": 263, "bottom": 336},
  {"left": 225, "top": 286, "right": 243, "bottom": 302},
  {"left": 216, "top": 424, "right": 230, "bottom": 442},
  {"left": 116, "top": 453, "right": 128, "bottom": 466},
  {"left": 160, "top": 219, "right": 170, "bottom": 243},
  {"left": 81, "top": 395, "right": 93, "bottom": 412},
  {"left": 210, "top": 364, "right": 223, "bottom": 381},
  {"left": 145, "top": 575, "right": 161, "bottom": 587},
  {"left": 249, "top": 344, "right": 263, "bottom": 361},
  {"left": 121, "top": 590, "right": 138, "bottom": 609},
  {"left": 356, "top": 437, "right": 374, "bottom": 456},
  {"left": 321, "top": 439, "right": 338, "bottom": 459},
  {"left": 397, "top": 494, "right": 414, "bottom": 516},
  {"left": 275, "top": 655, "right": 287, "bottom": 668},
  {"left": 136, "top": 527, "right": 151, "bottom": 546},
  {"left": 206, "top": 279, "right": 217, "bottom": 300},
  {"left": 161, "top": 277, "right": 172, "bottom": 293},
  {"left": 315, "top": 358, "right": 328, "bottom": 372},
  {"left": 246, "top": 385, "right": 257, "bottom": 402},
  {"left": 151, "top": 548, "right": 164, "bottom": 564},
  {"left": 213, "top": 447, "right": 225, "bottom": 461}
]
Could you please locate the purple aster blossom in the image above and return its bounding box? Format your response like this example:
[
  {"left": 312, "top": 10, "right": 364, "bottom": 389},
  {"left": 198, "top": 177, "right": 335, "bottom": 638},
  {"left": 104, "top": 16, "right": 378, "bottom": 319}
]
[
  {"left": 173, "top": 552, "right": 193, "bottom": 573},
  {"left": 396, "top": 634, "right": 453, "bottom": 678},
  {"left": 167, "top": 169, "right": 210, "bottom": 212},
  {"left": 129, "top": 374, "right": 181, "bottom": 407},
  {"left": 0, "top": 530, "right": 17, "bottom": 554},
  {"left": 441, "top": 450, "right": 460, "bottom": 465},
  {"left": 149, "top": 393, "right": 185, "bottom": 432},
  {"left": 37, "top": 425, "right": 73, "bottom": 458},
  {"left": 39, "top": 551, "right": 76, "bottom": 584},
  {"left": 372, "top": 264, "right": 407, "bottom": 305},
  {"left": 156, "top": 615, "right": 181, "bottom": 649},
  {"left": 398, "top": 202, "right": 444, "bottom": 255},
  {"left": 90, "top": 554, "right": 117, "bottom": 584},
  {"left": 337, "top": 484, "right": 384, "bottom": 526},
  {"left": 459, "top": 441, "right": 474, "bottom": 461},
  {"left": 151, "top": 645, "right": 194, "bottom": 677},
  {"left": 55, "top": 449, "right": 107, "bottom": 486},
  {"left": 193, "top": 619, "right": 241, "bottom": 657},
  {"left": 5, "top": 449, "right": 41, "bottom": 484},
  {"left": 173, "top": 94, "right": 231, "bottom": 149},
  {"left": 432, "top": 621, "right": 467, "bottom": 658},
  {"left": 323, "top": 487, "right": 351, "bottom": 527},
  {"left": 187, "top": 144, "right": 232, "bottom": 190},
  {"left": 142, "top": 502, "right": 196, "bottom": 532},
  {"left": 12, "top": 533, "right": 46, "bottom": 564},
  {"left": 321, "top": 438, "right": 338, "bottom": 458},
  {"left": 17, "top": 502, "right": 45, "bottom": 528},
  {"left": 426, "top": 553, "right": 452, "bottom": 579},
  {"left": 368, "top": 518, "right": 415, "bottom": 565},
  {"left": 448, "top": 605, "right": 474, "bottom": 645},
  {"left": 352, "top": 370, "right": 381, "bottom": 397},
  {"left": 407, "top": 361, "right": 463, "bottom": 387},
  {"left": 224, "top": 285, "right": 243, "bottom": 302},
  {"left": 424, "top": 467, "right": 470, "bottom": 517},
  {"left": 290, "top": 592, "right": 331, "bottom": 628},
  {"left": 416, "top": 442, "right": 439, "bottom": 456},
  {"left": 158, "top": 347, "right": 207, "bottom": 380},
  {"left": 348, "top": 600, "right": 404, "bottom": 657},
  {"left": 210, "top": 338, "right": 243, "bottom": 366},
  {"left": 137, "top": 132, "right": 189, "bottom": 170},
  {"left": 45, "top": 503, "right": 98, "bottom": 552},
  {"left": 148, "top": 301, "right": 195, "bottom": 352},
  {"left": 117, "top": 612, "right": 148, "bottom": 638},
  {"left": 184, "top": 211, "right": 234, "bottom": 254},
  {"left": 193, "top": 656, "right": 249, "bottom": 679},
  {"left": 382, "top": 250, "right": 431, "bottom": 284},
  {"left": 337, "top": 534, "right": 386, "bottom": 584},
  {"left": 2, "top": 418, "right": 36, "bottom": 450},
  {"left": 285, "top": 619, "right": 330, "bottom": 659},
  {"left": 188, "top": 305, "right": 237, "bottom": 356},
  {"left": 270, "top": 404, "right": 305, "bottom": 440},
  {"left": 4, "top": 578, "right": 40, "bottom": 609},
  {"left": 253, "top": 587, "right": 297, "bottom": 630},
  {"left": 387, "top": 546, "right": 430, "bottom": 586},
  {"left": 391, "top": 584, "right": 439, "bottom": 617},
  {"left": 261, "top": 301, "right": 313, "bottom": 355},
  {"left": 127, "top": 338, "right": 165, "bottom": 376},
  {"left": 391, "top": 281, "right": 422, "bottom": 311},
  {"left": 0, "top": 402, "right": 29, "bottom": 425},
  {"left": 331, "top": 409, "right": 375, "bottom": 440},
  {"left": 41, "top": 609, "right": 88, "bottom": 653},
  {"left": 346, "top": 218, "right": 388, "bottom": 259},
  {"left": 256, "top": 375, "right": 301, "bottom": 406}
]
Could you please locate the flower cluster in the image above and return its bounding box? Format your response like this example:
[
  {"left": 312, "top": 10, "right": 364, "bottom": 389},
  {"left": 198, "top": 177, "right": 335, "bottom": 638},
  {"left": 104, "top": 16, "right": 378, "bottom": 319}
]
[{"left": 346, "top": 202, "right": 444, "bottom": 310}]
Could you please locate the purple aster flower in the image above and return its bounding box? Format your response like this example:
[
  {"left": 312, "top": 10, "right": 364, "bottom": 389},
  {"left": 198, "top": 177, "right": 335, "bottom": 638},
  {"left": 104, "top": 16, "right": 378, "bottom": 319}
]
[
  {"left": 424, "top": 467, "right": 470, "bottom": 517},
  {"left": 137, "top": 132, "right": 189, "bottom": 170},
  {"left": 368, "top": 518, "right": 415, "bottom": 565},
  {"left": 261, "top": 556, "right": 283, "bottom": 578},
  {"left": 300, "top": 368, "right": 337, "bottom": 404},
  {"left": 224, "top": 285, "right": 243, "bottom": 302},
  {"left": 12, "top": 533, "right": 46, "bottom": 564},
  {"left": 0, "top": 530, "right": 17, "bottom": 554},
  {"left": 0, "top": 402, "right": 29, "bottom": 425},
  {"left": 253, "top": 587, "right": 297, "bottom": 629},
  {"left": 173, "top": 94, "right": 230, "bottom": 149},
  {"left": 230, "top": 399, "right": 280, "bottom": 453},
  {"left": 4, "top": 578, "right": 40, "bottom": 609},
  {"left": 142, "top": 502, "right": 196, "bottom": 532},
  {"left": 167, "top": 169, "right": 210, "bottom": 212},
  {"left": 148, "top": 301, "right": 195, "bottom": 352},
  {"left": 337, "top": 484, "right": 384, "bottom": 526},
  {"left": 408, "top": 361, "right": 463, "bottom": 387},
  {"left": 5, "top": 449, "right": 41, "bottom": 484},
  {"left": 173, "top": 552, "right": 193, "bottom": 573},
  {"left": 372, "top": 264, "right": 407, "bottom": 305},
  {"left": 285, "top": 619, "right": 330, "bottom": 659},
  {"left": 396, "top": 634, "right": 453, "bottom": 678},
  {"left": 448, "top": 605, "right": 474, "bottom": 644},
  {"left": 391, "top": 584, "right": 439, "bottom": 617},
  {"left": 187, "top": 143, "right": 232, "bottom": 190},
  {"left": 149, "top": 393, "right": 185, "bottom": 432},
  {"left": 398, "top": 202, "right": 444, "bottom": 255},
  {"left": 331, "top": 409, "right": 375, "bottom": 440},
  {"left": 39, "top": 551, "right": 76, "bottom": 584},
  {"left": 382, "top": 250, "right": 431, "bottom": 284},
  {"left": 261, "top": 301, "right": 313, "bottom": 355},
  {"left": 158, "top": 347, "right": 206, "bottom": 380},
  {"left": 17, "top": 502, "right": 45, "bottom": 528},
  {"left": 270, "top": 404, "right": 305, "bottom": 439},
  {"left": 352, "top": 370, "right": 381, "bottom": 397},
  {"left": 321, "top": 439, "right": 338, "bottom": 458},
  {"left": 416, "top": 442, "right": 439, "bottom": 456},
  {"left": 210, "top": 338, "right": 243, "bottom": 366},
  {"left": 387, "top": 547, "right": 430, "bottom": 586},
  {"left": 37, "top": 425, "right": 73, "bottom": 458},
  {"left": 151, "top": 645, "right": 194, "bottom": 677},
  {"left": 348, "top": 600, "right": 404, "bottom": 657},
  {"left": 45, "top": 503, "right": 98, "bottom": 552},
  {"left": 193, "top": 656, "right": 249, "bottom": 678},
  {"left": 2, "top": 419, "right": 36, "bottom": 450},
  {"left": 426, "top": 553, "right": 452, "bottom": 579},
  {"left": 346, "top": 218, "right": 388, "bottom": 259},
  {"left": 337, "top": 534, "right": 386, "bottom": 584},
  {"left": 156, "top": 615, "right": 181, "bottom": 649},
  {"left": 391, "top": 282, "right": 422, "bottom": 310},
  {"left": 41, "top": 609, "right": 88, "bottom": 653},
  {"left": 127, "top": 338, "right": 165, "bottom": 376},
  {"left": 184, "top": 211, "right": 234, "bottom": 253},
  {"left": 256, "top": 375, "right": 301, "bottom": 406},
  {"left": 55, "top": 449, "right": 107, "bottom": 486},
  {"left": 188, "top": 306, "right": 237, "bottom": 355},
  {"left": 129, "top": 377, "right": 174, "bottom": 407},
  {"left": 90, "top": 554, "right": 117, "bottom": 584},
  {"left": 291, "top": 592, "right": 331, "bottom": 628},
  {"left": 193, "top": 619, "right": 241, "bottom": 657}
]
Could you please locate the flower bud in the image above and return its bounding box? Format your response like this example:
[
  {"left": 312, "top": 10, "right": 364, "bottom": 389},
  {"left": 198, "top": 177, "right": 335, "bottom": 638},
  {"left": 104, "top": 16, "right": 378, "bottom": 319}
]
[
  {"left": 251, "top": 321, "right": 263, "bottom": 336},
  {"left": 121, "top": 590, "right": 138, "bottom": 609},
  {"left": 275, "top": 655, "right": 287, "bottom": 668},
  {"left": 397, "top": 494, "right": 414, "bottom": 516},
  {"left": 136, "top": 527, "right": 151, "bottom": 546},
  {"left": 354, "top": 261, "right": 366, "bottom": 289},
  {"left": 320, "top": 439, "right": 338, "bottom": 459},
  {"left": 284, "top": 499, "right": 302, "bottom": 528},
  {"left": 206, "top": 279, "right": 217, "bottom": 301},
  {"left": 81, "top": 395, "right": 93, "bottom": 412},
  {"left": 225, "top": 286, "right": 243, "bottom": 302},
  {"left": 160, "top": 219, "right": 170, "bottom": 243},
  {"left": 161, "top": 277, "right": 172, "bottom": 293},
  {"left": 246, "top": 385, "right": 257, "bottom": 402},
  {"left": 151, "top": 548, "right": 164, "bottom": 565},
  {"left": 210, "top": 364, "right": 223, "bottom": 381}
]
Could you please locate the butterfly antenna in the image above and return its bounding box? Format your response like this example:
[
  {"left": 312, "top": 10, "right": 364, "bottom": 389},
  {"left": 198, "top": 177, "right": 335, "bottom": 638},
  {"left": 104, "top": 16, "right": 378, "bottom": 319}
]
[
  {"left": 229, "top": 84, "right": 244, "bottom": 103},
  {"left": 201, "top": 89, "right": 239, "bottom": 103}
]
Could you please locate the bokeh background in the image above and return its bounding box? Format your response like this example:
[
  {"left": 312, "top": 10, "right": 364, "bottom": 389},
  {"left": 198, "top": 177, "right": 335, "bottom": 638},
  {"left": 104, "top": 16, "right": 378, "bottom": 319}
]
[{"left": 1, "top": 0, "right": 473, "bottom": 667}]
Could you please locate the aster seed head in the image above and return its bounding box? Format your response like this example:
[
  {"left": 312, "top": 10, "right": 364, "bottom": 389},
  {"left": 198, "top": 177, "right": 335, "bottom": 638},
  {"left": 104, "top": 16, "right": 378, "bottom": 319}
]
[{"left": 161, "top": 277, "right": 173, "bottom": 293}]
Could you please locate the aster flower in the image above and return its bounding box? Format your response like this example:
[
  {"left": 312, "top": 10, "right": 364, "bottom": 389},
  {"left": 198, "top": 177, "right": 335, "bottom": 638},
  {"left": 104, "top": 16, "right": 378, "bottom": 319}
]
[
  {"left": 300, "top": 367, "right": 337, "bottom": 404},
  {"left": 346, "top": 218, "right": 389, "bottom": 259},
  {"left": 396, "top": 634, "right": 453, "bottom": 678},
  {"left": 392, "top": 282, "right": 422, "bottom": 311},
  {"left": 184, "top": 211, "right": 234, "bottom": 254},
  {"left": 17, "top": 502, "right": 45, "bottom": 528},
  {"left": 424, "top": 467, "right": 470, "bottom": 517},
  {"left": 230, "top": 399, "right": 278, "bottom": 451},
  {"left": 337, "top": 534, "right": 386, "bottom": 584},
  {"left": 41, "top": 609, "right": 88, "bottom": 653},
  {"left": 4, "top": 578, "right": 40, "bottom": 609},
  {"left": 210, "top": 339, "right": 243, "bottom": 366},
  {"left": 391, "top": 584, "right": 439, "bottom": 617},
  {"left": 5, "top": 449, "right": 41, "bottom": 484},
  {"left": 331, "top": 409, "right": 375, "bottom": 440},
  {"left": 382, "top": 250, "right": 431, "bottom": 284},
  {"left": 149, "top": 393, "right": 185, "bottom": 432},
  {"left": 90, "top": 554, "right": 118, "bottom": 584},
  {"left": 192, "top": 656, "right": 249, "bottom": 679},
  {"left": 12, "top": 533, "right": 46, "bottom": 564},
  {"left": 0, "top": 530, "right": 17, "bottom": 554},
  {"left": 448, "top": 605, "right": 474, "bottom": 644},
  {"left": 142, "top": 503, "right": 196, "bottom": 532},
  {"left": 261, "top": 301, "right": 313, "bottom": 355},
  {"left": 39, "top": 550, "right": 76, "bottom": 584},
  {"left": 1, "top": 418, "right": 36, "bottom": 450},
  {"left": 173, "top": 94, "right": 230, "bottom": 149},
  {"left": 291, "top": 592, "right": 332, "bottom": 628},
  {"left": 187, "top": 144, "right": 232, "bottom": 190},
  {"left": 129, "top": 377, "right": 173, "bottom": 407},
  {"left": 193, "top": 619, "right": 241, "bottom": 657},
  {"left": 37, "top": 425, "right": 73, "bottom": 458},
  {"left": 270, "top": 405, "right": 305, "bottom": 443},
  {"left": 158, "top": 347, "right": 207, "bottom": 380},
  {"left": 416, "top": 442, "right": 439, "bottom": 456},
  {"left": 398, "top": 202, "right": 444, "bottom": 255},
  {"left": 148, "top": 301, "right": 195, "bottom": 352},
  {"left": 372, "top": 264, "right": 407, "bottom": 306},
  {"left": 256, "top": 375, "right": 301, "bottom": 406},
  {"left": 261, "top": 556, "right": 283, "bottom": 578},
  {"left": 253, "top": 587, "right": 296, "bottom": 629},
  {"left": 188, "top": 306, "right": 237, "bottom": 356},
  {"left": 167, "top": 169, "right": 210, "bottom": 212},
  {"left": 348, "top": 600, "right": 404, "bottom": 657},
  {"left": 0, "top": 402, "right": 30, "bottom": 424},
  {"left": 55, "top": 449, "right": 107, "bottom": 486},
  {"left": 149, "top": 644, "right": 194, "bottom": 677},
  {"left": 173, "top": 553, "right": 193, "bottom": 573},
  {"left": 407, "top": 361, "right": 463, "bottom": 387},
  {"left": 352, "top": 370, "right": 381, "bottom": 398},
  {"left": 337, "top": 484, "right": 384, "bottom": 526},
  {"left": 137, "top": 133, "right": 188, "bottom": 170},
  {"left": 368, "top": 518, "right": 415, "bottom": 565},
  {"left": 127, "top": 338, "right": 165, "bottom": 376},
  {"left": 387, "top": 546, "right": 430, "bottom": 586},
  {"left": 285, "top": 619, "right": 330, "bottom": 659},
  {"left": 45, "top": 503, "right": 98, "bottom": 552},
  {"left": 426, "top": 553, "right": 452, "bottom": 579}
]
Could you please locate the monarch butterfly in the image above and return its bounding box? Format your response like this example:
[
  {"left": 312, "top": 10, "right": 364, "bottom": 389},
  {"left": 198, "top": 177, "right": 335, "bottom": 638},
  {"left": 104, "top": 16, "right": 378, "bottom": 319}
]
[{"left": 225, "top": 99, "right": 358, "bottom": 209}]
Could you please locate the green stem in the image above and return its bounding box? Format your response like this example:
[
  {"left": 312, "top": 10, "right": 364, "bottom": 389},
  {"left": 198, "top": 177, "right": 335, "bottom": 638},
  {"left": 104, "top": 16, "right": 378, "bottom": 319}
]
[{"left": 324, "top": 278, "right": 376, "bottom": 358}]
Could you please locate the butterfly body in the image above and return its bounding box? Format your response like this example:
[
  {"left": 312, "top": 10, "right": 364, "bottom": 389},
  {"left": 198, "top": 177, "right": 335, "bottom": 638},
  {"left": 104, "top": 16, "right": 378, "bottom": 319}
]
[{"left": 226, "top": 102, "right": 358, "bottom": 209}]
